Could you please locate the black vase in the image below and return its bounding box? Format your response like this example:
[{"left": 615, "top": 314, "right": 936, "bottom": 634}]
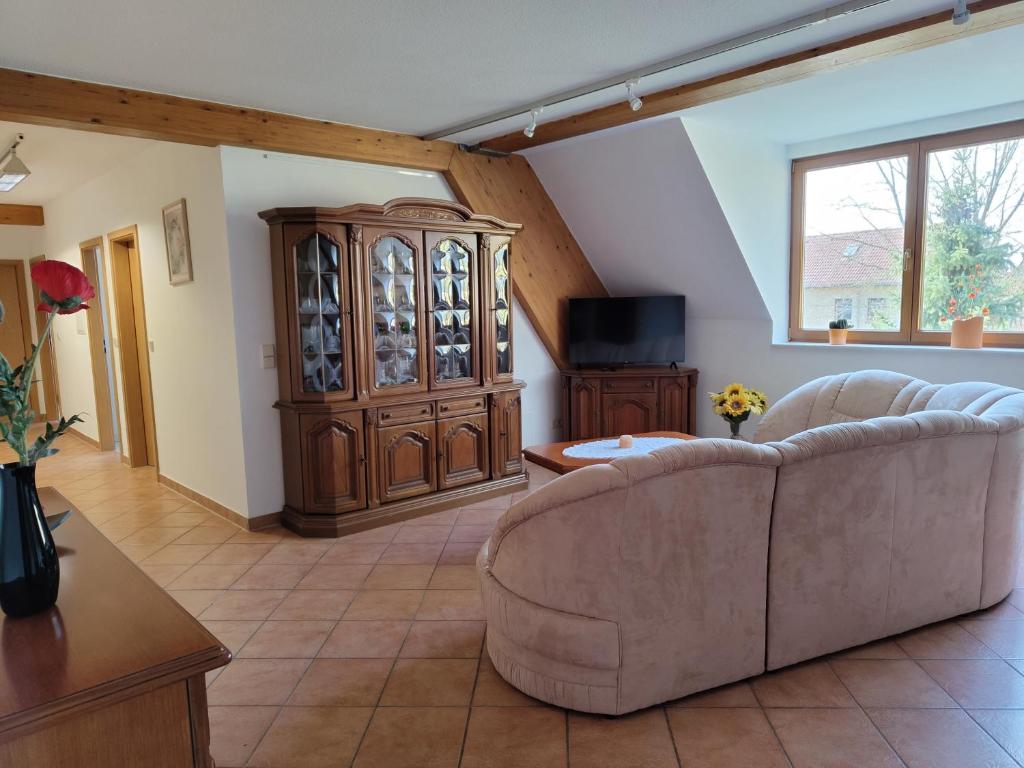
[{"left": 0, "top": 463, "right": 60, "bottom": 618}]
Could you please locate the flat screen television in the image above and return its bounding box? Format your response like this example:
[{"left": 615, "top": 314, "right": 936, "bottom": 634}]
[{"left": 568, "top": 295, "right": 685, "bottom": 367}]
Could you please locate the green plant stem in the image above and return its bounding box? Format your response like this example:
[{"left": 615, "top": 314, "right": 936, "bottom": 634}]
[{"left": 8, "top": 309, "right": 57, "bottom": 464}]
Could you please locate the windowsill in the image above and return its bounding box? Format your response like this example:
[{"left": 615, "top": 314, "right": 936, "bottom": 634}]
[{"left": 774, "top": 340, "right": 1024, "bottom": 354}]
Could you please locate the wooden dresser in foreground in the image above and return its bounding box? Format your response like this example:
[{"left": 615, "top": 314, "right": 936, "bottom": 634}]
[{"left": 0, "top": 489, "right": 230, "bottom": 767}]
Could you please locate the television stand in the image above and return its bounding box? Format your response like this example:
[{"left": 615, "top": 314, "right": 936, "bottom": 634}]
[{"left": 560, "top": 366, "right": 699, "bottom": 441}]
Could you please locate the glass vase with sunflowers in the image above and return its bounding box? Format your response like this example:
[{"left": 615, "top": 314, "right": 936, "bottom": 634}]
[{"left": 709, "top": 383, "right": 768, "bottom": 439}]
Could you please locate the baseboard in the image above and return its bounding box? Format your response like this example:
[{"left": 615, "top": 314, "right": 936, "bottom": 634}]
[
  {"left": 157, "top": 473, "right": 276, "bottom": 532},
  {"left": 66, "top": 427, "right": 101, "bottom": 451}
]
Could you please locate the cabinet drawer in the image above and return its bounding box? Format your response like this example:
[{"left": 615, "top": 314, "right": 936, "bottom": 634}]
[
  {"left": 602, "top": 378, "right": 656, "bottom": 393},
  {"left": 378, "top": 401, "right": 435, "bottom": 425},
  {"left": 437, "top": 394, "right": 487, "bottom": 418}
]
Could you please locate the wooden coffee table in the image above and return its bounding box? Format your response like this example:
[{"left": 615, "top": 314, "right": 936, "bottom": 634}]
[{"left": 523, "top": 431, "right": 697, "bottom": 475}]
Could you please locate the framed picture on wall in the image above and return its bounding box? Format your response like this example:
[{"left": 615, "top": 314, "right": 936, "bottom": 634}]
[{"left": 162, "top": 198, "right": 194, "bottom": 285}]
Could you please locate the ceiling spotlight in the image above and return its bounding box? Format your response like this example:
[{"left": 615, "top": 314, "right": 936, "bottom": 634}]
[
  {"left": 523, "top": 107, "right": 544, "bottom": 139},
  {"left": 625, "top": 79, "right": 643, "bottom": 112},
  {"left": 0, "top": 135, "right": 29, "bottom": 192},
  {"left": 952, "top": 0, "right": 971, "bottom": 26}
]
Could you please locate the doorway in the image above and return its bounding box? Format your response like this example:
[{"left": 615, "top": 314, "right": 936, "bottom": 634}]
[
  {"left": 28, "top": 255, "right": 61, "bottom": 422},
  {"left": 79, "top": 238, "right": 120, "bottom": 451},
  {"left": 107, "top": 226, "right": 158, "bottom": 469},
  {"left": 0, "top": 259, "right": 40, "bottom": 416}
]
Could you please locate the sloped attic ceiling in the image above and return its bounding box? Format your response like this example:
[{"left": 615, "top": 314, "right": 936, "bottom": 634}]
[{"left": 524, "top": 118, "right": 769, "bottom": 321}]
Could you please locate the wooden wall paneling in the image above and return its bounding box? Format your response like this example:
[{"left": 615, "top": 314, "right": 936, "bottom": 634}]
[
  {"left": 480, "top": 0, "right": 1024, "bottom": 153},
  {"left": 0, "top": 204, "right": 44, "bottom": 226},
  {"left": 445, "top": 151, "right": 607, "bottom": 370},
  {"left": 0, "top": 69, "right": 455, "bottom": 172}
]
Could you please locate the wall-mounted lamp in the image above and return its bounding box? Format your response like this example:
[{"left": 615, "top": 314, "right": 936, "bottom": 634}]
[
  {"left": 625, "top": 79, "right": 643, "bottom": 112},
  {"left": 0, "top": 135, "right": 30, "bottom": 192}
]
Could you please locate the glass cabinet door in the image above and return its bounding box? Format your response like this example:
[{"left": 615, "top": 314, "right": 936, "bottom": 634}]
[
  {"left": 429, "top": 235, "right": 476, "bottom": 384},
  {"left": 368, "top": 232, "right": 423, "bottom": 391},
  {"left": 295, "top": 232, "right": 345, "bottom": 394},
  {"left": 492, "top": 238, "right": 513, "bottom": 379}
]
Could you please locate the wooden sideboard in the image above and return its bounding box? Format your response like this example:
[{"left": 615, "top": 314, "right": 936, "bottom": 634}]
[
  {"left": 561, "top": 367, "right": 699, "bottom": 440},
  {"left": 261, "top": 198, "right": 528, "bottom": 537},
  {"left": 0, "top": 489, "right": 230, "bottom": 767}
]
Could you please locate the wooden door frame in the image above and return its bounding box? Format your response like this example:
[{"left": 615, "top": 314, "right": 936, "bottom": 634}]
[
  {"left": 28, "top": 255, "right": 60, "bottom": 421},
  {"left": 79, "top": 238, "right": 120, "bottom": 451},
  {"left": 0, "top": 259, "right": 39, "bottom": 416},
  {"left": 107, "top": 226, "right": 158, "bottom": 469}
]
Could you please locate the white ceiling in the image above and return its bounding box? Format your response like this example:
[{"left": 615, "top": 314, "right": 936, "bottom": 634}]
[
  {"left": 1, "top": 0, "right": 957, "bottom": 142},
  {"left": 0, "top": 122, "right": 154, "bottom": 204}
]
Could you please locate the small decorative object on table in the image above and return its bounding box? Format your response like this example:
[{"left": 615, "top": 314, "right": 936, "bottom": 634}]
[
  {"left": 828, "top": 318, "right": 851, "bottom": 345},
  {"left": 618, "top": 435, "right": 633, "bottom": 449},
  {"left": 709, "top": 382, "right": 768, "bottom": 440},
  {"left": 0, "top": 261, "right": 93, "bottom": 618}
]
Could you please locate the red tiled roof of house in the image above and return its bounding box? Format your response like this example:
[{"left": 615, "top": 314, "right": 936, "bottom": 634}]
[{"left": 803, "top": 228, "right": 904, "bottom": 288}]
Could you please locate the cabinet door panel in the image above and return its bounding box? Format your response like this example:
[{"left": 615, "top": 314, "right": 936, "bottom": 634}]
[
  {"left": 659, "top": 377, "right": 692, "bottom": 434},
  {"left": 377, "top": 420, "right": 437, "bottom": 503},
  {"left": 438, "top": 414, "right": 489, "bottom": 489},
  {"left": 570, "top": 378, "right": 601, "bottom": 440},
  {"left": 426, "top": 232, "right": 479, "bottom": 388},
  {"left": 602, "top": 393, "right": 657, "bottom": 436},
  {"left": 300, "top": 413, "right": 366, "bottom": 514},
  {"left": 489, "top": 237, "right": 514, "bottom": 382},
  {"left": 491, "top": 391, "right": 523, "bottom": 477}
]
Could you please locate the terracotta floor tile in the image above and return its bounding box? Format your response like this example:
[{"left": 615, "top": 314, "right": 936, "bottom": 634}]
[
  {"left": 206, "top": 658, "right": 309, "bottom": 705},
  {"left": 405, "top": 508, "right": 460, "bottom": 525},
  {"left": 247, "top": 706, "right": 372, "bottom": 768},
  {"left": 417, "top": 589, "right": 484, "bottom": 620},
  {"left": 868, "top": 707, "right": 1016, "bottom": 768},
  {"left": 830, "top": 659, "right": 956, "bottom": 707},
  {"left": 462, "top": 496, "right": 512, "bottom": 510},
  {"left": 971, "top": 600, "right": 1024, "bottom": 621},
  {"left": 199, "top": 590, "right": 288, "bottom": 620},
  {"left": 138, "top": 562, "right": 190, "bottom": 587},
  {"left": 897, "top": 621, "right": 998, "bottom": 659},
  {"left": 668, "top": 707, "right": 789, "bottom": 768},
  {"left": 449, "top": 524, "right": 493, "bottom": 543},
  {"left": 363, "top": 563, "right": 435, "bottom": 590},
  {"left": 208, "top": 705, "right": 279, "bottom": 768},
  {"left": 457, "top": 507, "right": 506, "bottom": 525},
  {"left": 168, "top": 589, "right": 225, "bottom": 617},
  {"left": 353, "top": 707, "right": 467, "bottom": 768},
  {"left": 919, "top": 658, "right": 1024, "bottom": 707},
  {"left": 288, "top": 658, "right": 392, "bottom": 706},
  {"left": 428, "top": 564, "right": 479, "bottom": 590},
  {"left": 343, "top": 524, "right": 401, "bottom": 544},
  {"left": 297, "top": 563, "right": 372, "bottom": 589},
  {"left": 831, "top": 639, "right": 908, "bottom": 660},
  {"left": 439, "top": 541, "right": 483, "bottom": 565},
  {"left": 200, "top": 542, "right": 274, "bottom": 565},
  {"left": 751, "top": 661, "right": 856, "bottom": 708},
  {"left": 379, "top": 658, "right": 477, "bottom": 705},
  {"left": 152, "top": 510, "right": 212, "bottom": 527},
  {"left": 118, "top": 526, "right": 191, "bottom": 547},
  {"left": 258, "top": 541, "right": 332, "bottom": 565},
  {"left": 473, "top": 654, "right": 542, "bottom": 706},
  {"left": 174, "top": 525, "right": 237, "bottom": 545},
  {"left": 962, "top": 619, "right": 1024, "bottom": 659},
  {"left": 671, "top": 680, "right": 760, "bottom": 708},
  {"left": 230, "top": 563, "right": 312, "bottom": 590},
  {"left": 400, "top": 620, "right": 485, "bottom": 658},
  {"left": 269, "top": 589, "right": 356, "bottom": 620},
  {"left": 379, "top": 541, "right": 445, "bottom": 564},
  {"left": 1007, "top": 588, "right": 1024, "bottom": 612},
  {"left": 167, "top": 562, "right": 249, "bottom": 590},
  {"left": 571, "top": 709, "right": 678, "bottom": 768},
  {"left": 226, "top": 528, "right": 285, "bottom": 544},
  {"left": 393, "top": 525, "right": 452, "bottom": 543},
  {"left": 461, "top": 706, "right": 567, "bottom": 768},
  {"left": 141, "top": 543, "right": 218, "bottom": 565},
  {"left": 766, "top": 707, "right": 902, "bottom": 768},
  {"left": 201, "top": 619, "right": 263, "bottom": 654},
  {"left": 968, "top": 708, "right": 1024, "bottom": 763},
  {"left": 345, "top": 589, "right": 424, "bottom": 620},
  {"left": 319, "top": 541, "right": 388, "bottom": 565},
  {"left": 238, "top": 620, "right": 335, "bottom": 658},
  {"left": 319, "top": 620, "right": 411, "bottom": 658}
]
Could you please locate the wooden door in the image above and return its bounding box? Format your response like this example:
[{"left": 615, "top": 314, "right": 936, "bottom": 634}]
[
  {"left": 659, "top": 376, "right": 692, "bottom": 433},
  {"left": 438, "top": 413, "right": 489, "bottom": 489},
  {"left": 28, "top": 256, "right": 59, "bottom": 420},
  {"left": 569, "top": 377, "right": 601, "bottom": 440},
  {"left": 602, "top": 393, "right": 657, "bottom": 436},
  {"left": 424, "top": 231, "right": 479, "bottom": 389},
  {"left": 300, "top": 413, "right": 366, "bottom": 514},
  {"left": 491, "top": 391, "right": 523, "bottom": 477},
  {"left": 377, "top": 419, "right": 436, "bottom": 502},
  {"left": 79, "top": 240, "right": 119, "bottom": 451},
  {"left": 0, "top": 260, "right": 38, "bottom": 416}
]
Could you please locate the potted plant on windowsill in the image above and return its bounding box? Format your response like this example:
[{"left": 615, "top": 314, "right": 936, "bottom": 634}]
[
  {"left": 828, "top": 318, "right": 852, "bottom": 345},
  {"left": 941, "top": 265, "right": 989, "bottom": 349},
  {"left": 0, "top": 261, "right": 93, "bottom": 618}
]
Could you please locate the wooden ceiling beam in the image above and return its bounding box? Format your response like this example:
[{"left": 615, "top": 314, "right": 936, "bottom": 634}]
[
  {"left": 479, "top": 0, "right": 1024, "bottom": 154},
  {"left": 0, "top": 204, "right": 44, "bottom": 226},
  {"left": 0, "top": 69, "right": 455, "bottom": 172}
]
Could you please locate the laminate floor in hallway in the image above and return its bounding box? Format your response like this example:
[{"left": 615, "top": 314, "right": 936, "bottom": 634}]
[{"left": 15, "top": 433, "right": 1024, "bottom": 767}]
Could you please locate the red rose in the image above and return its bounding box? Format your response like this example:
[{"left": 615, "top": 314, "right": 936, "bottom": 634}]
[{"left": 32, "top": 260, "right": 96, "bottom": 315}]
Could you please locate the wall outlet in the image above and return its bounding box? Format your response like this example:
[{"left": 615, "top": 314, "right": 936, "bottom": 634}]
[
  {"left": 148, "top": 340, "right": 155, "bottom": 353},
  {"left": 260, "top": 343, "right": 276, "bottom": 369}
]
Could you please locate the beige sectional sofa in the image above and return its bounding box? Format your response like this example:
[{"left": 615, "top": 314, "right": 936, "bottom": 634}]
[{"left": 477, "top": 370, "right": 1024, "bottom": 715}]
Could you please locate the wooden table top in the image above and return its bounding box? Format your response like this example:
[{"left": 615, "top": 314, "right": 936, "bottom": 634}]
[
  {"left": 0, "top": 488, "right": 230, "bottom": 741},
  {"left": 523, "top": 431, "right": 697, "bottom": 474}
]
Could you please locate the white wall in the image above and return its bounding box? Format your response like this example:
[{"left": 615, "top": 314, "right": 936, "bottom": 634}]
[
  {"left": 219, "top": 148, "right": 559, "bottom": 519},
  {"left": 41, "top": 142, "right": 249, "bottom": 513}
]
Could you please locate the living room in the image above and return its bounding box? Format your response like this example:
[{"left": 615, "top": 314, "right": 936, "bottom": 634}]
[{"left": 1, "top": 1, "right": 1024, "bottom": 767}]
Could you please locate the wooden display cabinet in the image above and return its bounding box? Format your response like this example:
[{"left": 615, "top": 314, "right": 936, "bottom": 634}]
[{"left": 262, "top": 199, "right": 528, "bottom": 536}]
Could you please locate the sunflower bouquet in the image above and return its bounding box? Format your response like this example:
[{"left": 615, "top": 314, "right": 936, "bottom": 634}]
[{"left": 709, "top": 382, "right": 768, "bottom": 439}]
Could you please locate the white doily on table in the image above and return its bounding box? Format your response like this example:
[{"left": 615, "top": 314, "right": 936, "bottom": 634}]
[{"left": 562, "top": 436, "right": 687, "bottom": 459}]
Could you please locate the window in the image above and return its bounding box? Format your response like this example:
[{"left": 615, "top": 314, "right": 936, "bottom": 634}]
[{"left": 790, "top": 120, "right": 1024, "bottom": 346}]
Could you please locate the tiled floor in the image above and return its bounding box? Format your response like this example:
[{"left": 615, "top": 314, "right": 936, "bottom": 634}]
[{"left": 20, "top": 433, "right": 1024, "bottom": 767}]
